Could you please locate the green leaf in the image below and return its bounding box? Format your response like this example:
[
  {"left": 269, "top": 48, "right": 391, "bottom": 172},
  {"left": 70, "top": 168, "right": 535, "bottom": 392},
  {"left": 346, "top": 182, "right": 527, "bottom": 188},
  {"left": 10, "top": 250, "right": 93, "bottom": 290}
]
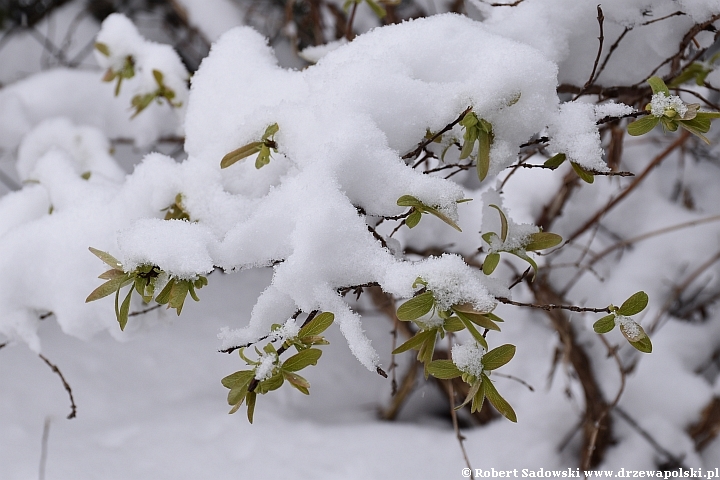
[
  {"left": 155, "top": 278, "right": 175, "bottom": 305},
  {"left": 98, "top": 269, "right": 124, "bottom": 280},
  {"left": 571, "top": 162, "right": 594, "bottom": 184},
  {"left": 396, "top": 195, "right": 423, "bottom": 207},
  {"left": 427, "top": 360, "right": 463, "bottom": 379},
  {"left": 418, "top": 335, "right": 437, "bottom": 378},
  {"left": 423, "top": 206, "right": 462, "bottom": 232},
  {"left": 482, "top": 252, "right": 500, "bottom": 275},
  {"left": 257, "top": 372, "right": 284, "bottom": 393},
  {"left": 152, "top": 69, "right": 164, "bottom": 85},
  {"left": 396, "top": 291, "right": 435, "bottom": 321},
  {"left": 255, "top": 145, "right": 271, "bottom": 169},
  {"left": 227, "top": 385, "right": 248, "bottom": 406},
  {"left": 619, "top": 321, "right": 651, "bottom": 348},
  {"left": 283, "top": 371, "right": 310, "bottom": 394},
  {"left": 483, "top": 374, "right": 517, "bottom": 422},
  {"left": 477, "top": 130, "right": 491, "bottom": 182},
  {"left": 482, "top": 231, "right": 500, "bottom": 246},
  {"left": 85, "top": 274, "right": 131, "bottom": 302},
  {"left": 220, "top": 142, "right": 263, "bottom": 169},
  {"left": 94, "top": 42, "right": 110, "bottom": 56},
  {"left": 489, "top": 205, "right": 508, "bottom": 242},
  {"left": 392, "top": 329, "right": 435, "bottom": 354},
  {"left": 221, "top": 370, "right": 255, "bottom": 389},
  {"left": 118, "top": 286, "right": 133, "bottom": 331},
  {"left": 618, "top": 291, "right": 649, "bottom": 316},
  {"left": 457, "top": 315, "right": 488, "bottom": 350},
  {"left": 647, "top": 76, "right": 670, "bottom": 96},
  {"left": 593, "top": 314, "right": 616, "bottom": 334},
  {"left": 627, "top": 115, "right": 660, "bottom": 136},
  {"left": 443, "top": 316, "right": 465, "bottom": 332},
  {"left": 298, "top": 312, "right": 335, "bottom": 338},
  {"left": 406, "top": 209, "right": 422, "bottom": 228},
  {"left": 89, "top": 247, "right": 123, "bottom": 269},
  {"left": 169, "top": 280, "right": 190, "bottom": 315},
  {"left": 246, "top": 391, "right": 257, "bottom": 423},
  {"left": 262, "top": 123, "right": 279, "bottom": 139},
  {"left": 544, "top": 153, "right": 566, "bottom": 169},
  {"left": 470, "top": 380, "right": 487, "bottom": 413},
  {"left": 525, "top": 232, "right": 563, "bottom": 251},
  {"left": 365, "top": 0, "right": 387, "bottom": 18},
  {"left": 482, "top": 344, "right": 516, "bottom": 371},
  {"left": 282, "top": 348, "right": 323, "bottom": 372},
  {"left": 454, "top": 310, "right": 500, "bottom": 332},
  {"left": 457, "top": 378, "right": 483, "bottom": 410},
  {"left": 630, "top": 335, "right": 653, "bottom": 354}
]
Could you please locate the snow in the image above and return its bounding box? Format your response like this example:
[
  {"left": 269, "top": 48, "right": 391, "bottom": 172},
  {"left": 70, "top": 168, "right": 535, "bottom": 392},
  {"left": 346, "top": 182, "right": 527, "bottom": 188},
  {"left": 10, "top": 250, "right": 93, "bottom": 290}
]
[
  {"left": 452, "top": 342, "right": 485, "bottom": 378},
  {"left": 649, "top": 92, "right": 689, "bottom": 118},
  {"left": 3, "top": 0, "right": 720, "bottom": 476}
]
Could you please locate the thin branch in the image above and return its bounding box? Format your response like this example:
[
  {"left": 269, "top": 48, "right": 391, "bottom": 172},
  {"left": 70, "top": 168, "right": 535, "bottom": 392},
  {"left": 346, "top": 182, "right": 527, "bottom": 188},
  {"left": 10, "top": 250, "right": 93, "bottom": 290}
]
[
  {"left": 496, "top": 297, "right": 611, "bottom": 314},
  {"left": 584, "top": 336, "right": 626, "bottom": 470},
  {"left": 593, "top": 27, "right": 630, "bottom": 83},
  {"left": 566, "top": 131, "right": 691, "bottom": 245},
  {"left": 402, "top": 107, "right": 472, "bottom": 160},
  {"left": 575, "top": 6, "right": 605, "bottom": 99},
  {"left": 345, "top": 1, "right": 359, "bottom": 41},
  {"left": 587, "top": 213, "right": 720, "bottom": 268},
  {"left": 675, "top": 87, "right": 720, "bottom": 112},
  {"left": 640, "top": 11, "right": 685, "bottom": 27},
  {"left": 492, "top": 372, "right": 534, "bottom": 391},
  {"left": 648, "top": 250, "right": 720, "bottom": 334},
  {"left": 38, "top": 354, "right": 77, "bottom": 419},
  {"left": 509, "top": 163, "right": 635, "bottom": 176},
  {"left": 615, "top": 406, "right": 687, "bottom": 466},
  {"left": 446, "top": 335, "right": 473, "bottom": 472},
  {"left": 39, "top": 417, "right": 51, "bottom": 480},
  {"left": 128, "top": 304, "right": 163, "bottom": 317}
]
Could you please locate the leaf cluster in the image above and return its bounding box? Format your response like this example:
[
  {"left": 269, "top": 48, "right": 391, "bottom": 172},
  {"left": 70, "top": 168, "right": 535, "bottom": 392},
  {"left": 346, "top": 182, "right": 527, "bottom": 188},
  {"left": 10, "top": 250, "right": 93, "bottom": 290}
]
[
  {"left": 628, "top": 76, "right": 720, "bottom": 144},
  {"left": 96, "top": 42, "right": 135, "bottom": 97},
  {"left": 481, "top": 204, "right": 562, "bottom": 278},
  {"left": 85, "top": 247, "right": 207, "bottom": 330},
  {"left": 396, "top": 194, "right": 465, "bottom": 231},
  {"left": 392, "top": 282, "right": 504, "bottom": 377},
  {"left": 130, "top": 69, "right": 183, "bottom": 118},
  {"left": 668, "top": 52, "right": 720, "bottom": 88},
  {"left": 222, "top": 312, "right": 334, "bottom": 422},
  {"left": 162, "top": 193, "right": 191, "bottom": 221},
  {"left": 221, "top": 123, "right": 279, "bottom": 169},
  {"left": 427, "top": 344, "right": 517, "bottom": 422},
  {"left": 459, "top": 112, "right": 494, "bottom": 181},
  {"left": 592, "top": 291, "right": 652, "bottom": 353}
]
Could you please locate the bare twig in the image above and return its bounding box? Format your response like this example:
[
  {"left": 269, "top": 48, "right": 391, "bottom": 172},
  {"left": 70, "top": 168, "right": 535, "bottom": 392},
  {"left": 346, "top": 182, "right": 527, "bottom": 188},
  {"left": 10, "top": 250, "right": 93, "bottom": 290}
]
[
  {"left": 593, "top": 27, "right": 630, "bottom": 83},
  {"left": 616, "top": 406, "right": 687, "bottom": 464},
  {"left": 39, "top": 417, "right": 51, "bottom": 480},
  {"left": 38, "top": 354, "right": 76, "bottom": 419},
  {"left": 402, "top": 107, "right": 472, "bottom": 160},
  {"left": 575, "top": 6, "right": 605, "bottom": 99},
  {"left": 566, "top": 131, "right": 691, "bottom": 245},
  {"left": 496, "top": 297, "right": 611, "bottom": 314},
  {"left": 446, "top": 335, "right": 473, "bottom": 472},
  {"left": 128, "top": 304, "right": 163, "bottom": 317}
]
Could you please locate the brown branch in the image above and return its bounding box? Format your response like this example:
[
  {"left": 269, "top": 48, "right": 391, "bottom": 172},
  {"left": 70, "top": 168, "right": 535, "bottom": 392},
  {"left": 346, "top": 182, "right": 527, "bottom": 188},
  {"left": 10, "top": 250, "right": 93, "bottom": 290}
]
[
  {"left": 640, "top": 11, "right": 686, "bottom": 26},
  {"left": 38, "top": 353, "right": 77, "bottom": 419},
  {"left": 509, "top": 163, "right": 635, "bottom": 176},
  {"left": 565, "top": 131, "right": 691, "bottom": 245},
  {"left": 128, "top": 304, "right": 162, "bottom": 317},
  {"left": 381, "top": 358, "right": 418, "bottom": 420},
  {"left": 497, "top": 297, "right": 611, "bottom": 314},
  {"left": 402, "top": 107, "right": 472, "bottom": 160},
  {"left": 446, "top": 368, "right": 473, "bottom": 472},
  {"left": 688, "top": 396, "right": 720, "bottom": 451},
  {"left": 616, "top": 406, "right": 687, "bottom": 465},
  {"left": 345, "top": 1, "right": 359, "bottom": 41},
  {"left": 593, "top": 27, "right": 630, "bottom": 84},
  {"left": 530, "top": 278, "right": 612, "bottom": 468},
  {"left": 575, "top": 6, "right": 605, "bottom": 99}
]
